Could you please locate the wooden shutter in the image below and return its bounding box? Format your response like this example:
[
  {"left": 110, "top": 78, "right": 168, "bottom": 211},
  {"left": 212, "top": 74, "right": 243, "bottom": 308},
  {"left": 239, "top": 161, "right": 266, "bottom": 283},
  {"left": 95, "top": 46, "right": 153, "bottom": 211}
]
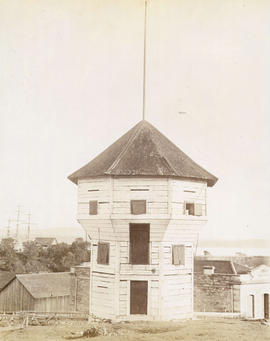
[
  {"left": 194, "top": 203, "right": 202, "bottom": 216},
  {"left": 89, "top": 201, "right": 98, "bottom": 215},
  {"left": 97, "top": 242, "right": 109, "bottom": 264},
  {"left": 130, "top": 200, "right": 146, "bottom": 215},
  {"left": 172, "top": 245, "right": 185, "bottom": 265}
]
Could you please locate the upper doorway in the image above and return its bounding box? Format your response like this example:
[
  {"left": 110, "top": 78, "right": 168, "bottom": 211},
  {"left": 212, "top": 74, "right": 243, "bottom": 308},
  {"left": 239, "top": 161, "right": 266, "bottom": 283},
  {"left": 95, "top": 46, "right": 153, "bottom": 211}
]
[{"left": 129, "top": 224, "right": 150, "bottom": 265}]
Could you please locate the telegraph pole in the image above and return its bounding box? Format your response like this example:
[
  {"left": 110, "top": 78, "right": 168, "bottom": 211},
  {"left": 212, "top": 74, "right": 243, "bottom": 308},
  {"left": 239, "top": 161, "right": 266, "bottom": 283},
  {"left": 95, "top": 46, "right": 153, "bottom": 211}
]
[
  {"left": 24, "top": 212, "right": 37, "bottom": 242},
  {"left": 6, "top": 218, "right": 11, "bottom": 238},
  {"left": 15, "top": 205, "right": 21, "bottom": 240},
  {"left": 27, "top": 213, "right": 31, "bottom": 241}
]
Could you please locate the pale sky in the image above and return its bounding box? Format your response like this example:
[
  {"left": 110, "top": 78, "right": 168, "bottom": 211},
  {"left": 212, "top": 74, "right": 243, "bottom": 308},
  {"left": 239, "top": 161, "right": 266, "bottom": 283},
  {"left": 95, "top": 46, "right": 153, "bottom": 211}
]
[{"left": 0, "top": 0, "right": 269, "bottom": 242}]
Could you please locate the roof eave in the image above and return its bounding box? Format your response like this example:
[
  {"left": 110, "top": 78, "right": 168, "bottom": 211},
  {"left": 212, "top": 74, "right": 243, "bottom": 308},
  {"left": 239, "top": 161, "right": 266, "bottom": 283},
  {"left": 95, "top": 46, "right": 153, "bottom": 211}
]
[{"left": 68, "top": 173, "right": 218, "bottom": 186}]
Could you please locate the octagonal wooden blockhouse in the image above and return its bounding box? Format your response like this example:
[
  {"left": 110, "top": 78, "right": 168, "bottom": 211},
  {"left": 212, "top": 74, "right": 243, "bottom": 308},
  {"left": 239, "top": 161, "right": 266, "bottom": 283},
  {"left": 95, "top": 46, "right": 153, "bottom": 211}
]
[{"left": 68, "top": 120, "right": 217, "bottom": 320}]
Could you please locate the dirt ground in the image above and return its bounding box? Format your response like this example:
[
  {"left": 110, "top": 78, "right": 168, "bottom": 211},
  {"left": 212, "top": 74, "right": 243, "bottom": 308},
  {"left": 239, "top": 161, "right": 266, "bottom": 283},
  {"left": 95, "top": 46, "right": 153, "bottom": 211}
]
[{"left": 0, "top": 318, "right": 269, "bottom": 341}]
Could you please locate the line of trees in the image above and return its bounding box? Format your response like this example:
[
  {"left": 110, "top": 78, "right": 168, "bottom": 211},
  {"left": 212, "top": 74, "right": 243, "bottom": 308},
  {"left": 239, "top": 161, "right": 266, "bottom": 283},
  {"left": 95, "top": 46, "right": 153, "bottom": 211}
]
[{"left": 0, "top": 238, "right": 90, "bottom": 273}]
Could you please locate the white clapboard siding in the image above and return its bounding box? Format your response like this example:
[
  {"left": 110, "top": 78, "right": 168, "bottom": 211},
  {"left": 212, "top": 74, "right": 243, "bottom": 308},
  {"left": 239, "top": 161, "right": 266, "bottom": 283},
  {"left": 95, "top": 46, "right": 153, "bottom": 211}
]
[
  {"left": 91, "top": 272, "right": 115, "bottom": 319},
  {"left": 78, "top": 179, "right": 111, "bottom": 200},
  {"left": 119, "top": 280, "right": 128, "bottom": 316},
  {"left": 120, "top": 264, "right": 159, "bottom": 276},
  {"left": 150, "top": 282, "right": 159, "bottom": 316},
  {"left": 75, "top": 176, "right": 209, "bottom": 321},
  {"left": 113, "top": 191, "right": 168, "bottom": 202},
  {"left": 162, "top": 272, "right": 193, "bottom": 318},
  {"left": 163, "top": 220, "right": 204, "bottom": 243},
  {"left": 79, "top": 220, "right": 115, "bottom": 240},
  {"left": 171, "top": 179, "right": 206, "bottom": 216},
  {"left": 113, "top": 179, "right": 168, "bottom": 207}
]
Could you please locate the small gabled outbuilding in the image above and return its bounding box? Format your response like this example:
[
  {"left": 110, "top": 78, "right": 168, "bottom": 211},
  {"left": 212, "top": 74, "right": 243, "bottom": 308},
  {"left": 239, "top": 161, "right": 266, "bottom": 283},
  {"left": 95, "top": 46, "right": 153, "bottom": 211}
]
[{"left": 0, "top": 272, "right": 71, "bottom": 313}]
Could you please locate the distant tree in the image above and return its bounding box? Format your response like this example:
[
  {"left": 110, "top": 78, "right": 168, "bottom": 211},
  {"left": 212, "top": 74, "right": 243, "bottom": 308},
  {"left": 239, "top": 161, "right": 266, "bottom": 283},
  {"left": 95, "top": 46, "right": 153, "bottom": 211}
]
[
  {"left": 46, "top": 241, "right": 91, "bottom": 272},
  {"left": 21, "top": 241, "right": 49, "bottom": 273},
  {"left": 70, "top": 240, "right": 91, "bottom": 264},
  {"left": 62, "top": 251, "right": 76, "bottom": 269},
  {"left": 0, "top": 238, "right": 91, "bottom": 274},
  {"left": 46, "top": 242, "right": 70, "bottom": 272},
  {"left": 0, "top": 238, "right": 20, "bottom": 272}
]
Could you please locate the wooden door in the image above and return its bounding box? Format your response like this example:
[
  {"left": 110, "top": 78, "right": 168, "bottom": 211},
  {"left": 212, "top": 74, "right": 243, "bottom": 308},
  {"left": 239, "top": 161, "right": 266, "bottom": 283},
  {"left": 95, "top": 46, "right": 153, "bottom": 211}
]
[
  {"left": 264, "top": 294, "right": 269, "bottom": 319},
  {"left": 130, "top": 281, "right": 148, "bottom": 315},
  {"left": 129, "top": 224, "right": 150, "bottom": 264}
]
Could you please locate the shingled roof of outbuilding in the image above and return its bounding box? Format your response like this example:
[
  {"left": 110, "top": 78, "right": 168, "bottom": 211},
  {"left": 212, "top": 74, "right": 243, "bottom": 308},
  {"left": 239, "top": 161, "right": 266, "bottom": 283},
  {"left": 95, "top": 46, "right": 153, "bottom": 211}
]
[
  {"left": 68, "top": 120, "right": 218, "bottom": 187},
  {"left": 34, "top": 237, "right": 57, "bottom": 246},
  {"left": 16, "top": 272, "right": 71, "bottom": 298},
  {"left": 0, "top": 271, "right": 15, "bottom": 291},
  {"left": 195, "top": 260, "right": 251, "bottom": 275}
]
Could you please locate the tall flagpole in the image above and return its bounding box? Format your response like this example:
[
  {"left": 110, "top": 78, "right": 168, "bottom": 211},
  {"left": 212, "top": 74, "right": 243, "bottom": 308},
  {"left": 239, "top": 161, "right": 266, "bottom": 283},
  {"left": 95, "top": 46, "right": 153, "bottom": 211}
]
[{"left": 142, "top": 0, "right": 148, "bottom": 120}]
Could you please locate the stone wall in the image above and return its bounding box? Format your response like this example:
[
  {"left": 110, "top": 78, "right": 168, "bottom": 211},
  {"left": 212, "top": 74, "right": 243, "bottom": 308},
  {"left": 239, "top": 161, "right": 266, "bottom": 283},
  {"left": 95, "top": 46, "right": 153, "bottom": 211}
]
[
  {"left": 70, "top": 266, "right": 90, "bottom": 313},
  {"left": 194, "top": 273, "right": 240, "bottom": 313}
]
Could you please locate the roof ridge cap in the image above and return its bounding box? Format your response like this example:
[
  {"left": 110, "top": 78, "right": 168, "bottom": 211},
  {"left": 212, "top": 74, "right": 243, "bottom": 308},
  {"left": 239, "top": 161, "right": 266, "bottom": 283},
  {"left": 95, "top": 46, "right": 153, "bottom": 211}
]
[
  {"left": 230, "top": 261, "right": 237, "bottom": 274},
  {"left": 149, "top": 126, "right": 179, "bottom": 176},
  {"left": 150, "top": 124, "right": 218, "bottom": 182},
  {"left": 106, "top": 122, "right": 142, "bottom": 173}
]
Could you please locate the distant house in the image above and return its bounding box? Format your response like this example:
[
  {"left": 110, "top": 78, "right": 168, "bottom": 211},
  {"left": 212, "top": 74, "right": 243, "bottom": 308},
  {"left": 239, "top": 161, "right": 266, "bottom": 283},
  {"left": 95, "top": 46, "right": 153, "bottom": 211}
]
[
  {"left": 75, "top": 237, "right": 84, "bottom": 243},
  {"left": 34, "top": 237, "right": 57, "bottom": 248},
  {"left": 194, "top": 259, "right": 270, "bottom": 319},
  {"left": 0, "top": 272, "right": 71, "bottom": 313},
  {"left": 0, "top": 271, "right": 15, "bottom": 291}
]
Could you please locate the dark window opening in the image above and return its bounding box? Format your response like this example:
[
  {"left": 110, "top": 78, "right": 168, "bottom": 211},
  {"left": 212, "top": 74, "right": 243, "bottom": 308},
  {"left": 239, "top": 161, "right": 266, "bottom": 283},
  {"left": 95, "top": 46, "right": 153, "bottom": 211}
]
[
  {"left": 172, "top": 245, "right": 185, "bottom": 265},
  {"left": 130, "top": 224, "right": 149, "bottom": 264},
  {"left": 184, "top": 202, "right": 194, "bottom": 215},
  {"left": 97, "top": 242, "right": 110, "bottom": 265},
  {"left": 89, "top": 201, "right": 98, "bottom": 215},
  {"left": 131, "top": 200, "right": 146, "bottom": 215},
  {"left": 184, "top": 202, "right": 202, "bottom": 216}
]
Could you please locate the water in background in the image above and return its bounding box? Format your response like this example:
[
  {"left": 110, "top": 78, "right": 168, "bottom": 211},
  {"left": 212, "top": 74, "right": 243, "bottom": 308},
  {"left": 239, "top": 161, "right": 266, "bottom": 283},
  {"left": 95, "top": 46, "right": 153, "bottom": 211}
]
[{"left": 196, "top": 247, "right": 270, "bottom": 257}]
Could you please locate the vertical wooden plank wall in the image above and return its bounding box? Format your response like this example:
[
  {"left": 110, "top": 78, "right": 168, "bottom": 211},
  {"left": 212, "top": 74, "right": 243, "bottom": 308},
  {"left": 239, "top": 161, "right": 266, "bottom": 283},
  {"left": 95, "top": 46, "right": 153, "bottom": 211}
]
[{"left": 0, "top": 279, "right": 34, "bottom": 312}]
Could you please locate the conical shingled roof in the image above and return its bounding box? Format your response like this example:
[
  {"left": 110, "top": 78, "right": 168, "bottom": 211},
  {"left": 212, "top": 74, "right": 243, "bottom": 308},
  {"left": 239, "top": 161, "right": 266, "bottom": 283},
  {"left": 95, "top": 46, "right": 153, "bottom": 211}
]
[{"left": 68, "top": 120, "right": 218, "bottom": 187}]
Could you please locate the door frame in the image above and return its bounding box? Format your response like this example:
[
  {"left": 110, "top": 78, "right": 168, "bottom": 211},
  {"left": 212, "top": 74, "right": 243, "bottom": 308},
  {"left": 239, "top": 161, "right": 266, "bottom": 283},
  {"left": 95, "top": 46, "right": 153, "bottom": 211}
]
[{"left": 247, "top": 294, "right": 255, "bottom": 318}]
